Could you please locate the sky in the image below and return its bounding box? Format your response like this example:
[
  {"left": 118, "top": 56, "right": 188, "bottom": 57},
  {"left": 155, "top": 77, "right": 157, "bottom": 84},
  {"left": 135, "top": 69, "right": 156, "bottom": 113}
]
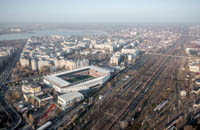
[{"left": 0, "top": 0, "right": 200, "bottom": 23}]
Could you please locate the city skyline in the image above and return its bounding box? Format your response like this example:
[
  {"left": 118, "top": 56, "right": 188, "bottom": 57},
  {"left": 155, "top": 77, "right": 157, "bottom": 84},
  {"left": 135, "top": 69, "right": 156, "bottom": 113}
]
[{"left": 0, "top": 0, "right": 200, "bottom": 23}]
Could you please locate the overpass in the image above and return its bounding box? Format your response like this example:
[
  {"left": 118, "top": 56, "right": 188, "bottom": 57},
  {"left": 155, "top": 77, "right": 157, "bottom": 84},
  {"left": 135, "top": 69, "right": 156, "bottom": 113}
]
[{"left": 145, "top": 53, "right": 191, "bottom": 59}]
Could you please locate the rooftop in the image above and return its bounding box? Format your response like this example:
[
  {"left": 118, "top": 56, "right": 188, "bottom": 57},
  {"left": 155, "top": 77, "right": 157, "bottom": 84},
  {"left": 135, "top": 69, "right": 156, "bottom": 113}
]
[
  {"left": 59, "top": 91, "right": 84, "bottom": 102},
  {"left": 37, "top": 93, "right": 52, "bottom": 100},
  {"left": 44, "top": 75, "right": 70, "bottom": 87},
  {"left": 195, "top": 98, "right": 200, "bottom": 105}
]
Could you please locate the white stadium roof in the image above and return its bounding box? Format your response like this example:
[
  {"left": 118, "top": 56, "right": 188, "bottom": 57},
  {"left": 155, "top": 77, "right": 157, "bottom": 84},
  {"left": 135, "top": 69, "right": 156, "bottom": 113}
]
[
  {"left": 51, "top": 66, "right": 110, "bottom": 77},
  {"left": 43, "top": 66, "right": 111, "bottom": 92},
  {"left": 44, "top": 75, "right": 70, "bottom": 87}
]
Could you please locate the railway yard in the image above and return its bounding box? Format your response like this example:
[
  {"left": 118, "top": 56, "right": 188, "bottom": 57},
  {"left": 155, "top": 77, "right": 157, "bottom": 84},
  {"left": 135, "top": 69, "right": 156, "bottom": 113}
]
[
  {"left": 1, "top": 25, "right": 200, "bottom": 130},
  {"left": 66, "top": 33, "right": 200, "bottom": 130}
]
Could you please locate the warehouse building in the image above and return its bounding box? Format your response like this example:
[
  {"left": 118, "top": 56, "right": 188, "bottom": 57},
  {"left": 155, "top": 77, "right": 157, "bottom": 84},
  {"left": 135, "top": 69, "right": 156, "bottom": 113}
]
[{"left": 57, "top": 91, "right": 84, "bottom": 110}]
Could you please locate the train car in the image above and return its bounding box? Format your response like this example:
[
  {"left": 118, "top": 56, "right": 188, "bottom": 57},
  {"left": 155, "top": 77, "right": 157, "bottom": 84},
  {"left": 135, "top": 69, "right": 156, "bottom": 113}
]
[
  {"left": 36, "top": 121, "right": 52, "bottom": 130},
  {"left": 158, "top": 100, "right": 168, "bottom": 111},
  {"left": 154, "top": 100, "right": 168, "bottom": 112},
  {"left": 165, "top": 113, "right": 184, "bottom": 130}
]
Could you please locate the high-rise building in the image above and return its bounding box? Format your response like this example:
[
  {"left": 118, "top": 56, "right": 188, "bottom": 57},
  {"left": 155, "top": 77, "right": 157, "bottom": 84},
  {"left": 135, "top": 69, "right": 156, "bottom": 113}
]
[
  {"left": 110, "top": 53, "right": 121, "bottom": 66},
  {"left": 20, "top": 58, "right": 30, "bottom": 67},
  {"left": 31, "top": 59, "right": 38, "bottom": 71},
  {"left": 38, "top": 60, "right": 50, "bottom": 70},
  {"left": 65, "top": 59, "right": 89, "bottom": 70}
]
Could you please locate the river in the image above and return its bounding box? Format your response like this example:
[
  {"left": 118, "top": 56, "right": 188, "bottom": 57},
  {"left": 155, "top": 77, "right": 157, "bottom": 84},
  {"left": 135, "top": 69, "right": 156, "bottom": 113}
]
[{"left": 0, "top": 29, "right": 106, "bottom": 41}]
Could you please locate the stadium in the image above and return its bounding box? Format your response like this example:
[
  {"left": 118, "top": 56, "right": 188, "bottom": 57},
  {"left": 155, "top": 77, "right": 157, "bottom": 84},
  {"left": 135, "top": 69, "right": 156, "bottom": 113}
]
[{"left": 43, "top": 66, "right": 111, "bottom": 93}]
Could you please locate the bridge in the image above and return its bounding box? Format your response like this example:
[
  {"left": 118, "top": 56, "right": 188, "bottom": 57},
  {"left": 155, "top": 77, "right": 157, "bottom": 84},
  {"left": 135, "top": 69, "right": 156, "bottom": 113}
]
[{"left": 145, "top": 53, "right": 191, "bottom": 59}]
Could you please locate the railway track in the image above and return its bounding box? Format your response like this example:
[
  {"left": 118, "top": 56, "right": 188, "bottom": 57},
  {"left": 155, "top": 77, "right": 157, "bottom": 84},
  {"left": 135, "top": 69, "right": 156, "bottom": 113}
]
[
  {"left": 91, "top": 56, "right": 172, "bottom": 129},
  {"left": 73, "top": 35, "right": 186, "bottom": 130},
  {"left": 132, "top": 36, "right": 187, "bottom": 129},
  {"left": 139, "top": 58, "right": 181, "bottom": 129},
  {"left": 98, "top": 37, "right": 183, "bottom": 130},
  {"left": 73, "top": 55, "right": 157, "bottom": 129}
]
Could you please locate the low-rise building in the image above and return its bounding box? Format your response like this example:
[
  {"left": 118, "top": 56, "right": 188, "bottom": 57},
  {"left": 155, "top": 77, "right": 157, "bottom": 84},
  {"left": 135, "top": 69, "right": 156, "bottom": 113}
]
[
  {"left": 180, "top": 90, "right": 186, "bottom": 97},
  {"left": 121, "top": 48, "right": 139, "bottom": 55},
  {"left": 22, "top": 84, "right": 43, "bottom": 102},
  {"left": 38, "top": 60, "right": 50, "bottom": 70},
  {"left": 22, "top": 83, "right": 53, "bottom": 107},
  {"left": 189, "top": 63, "right": 199, "bottom": 72},
  {"left": 191, "top": 86, "right": 200, "bottom": 94},
  {"left": 193, "top": 98, "right": 200, "bottom": 108},
  {"left": 37, "top": 93, "right": 53, "bottom": 106},
  {"left": 195, "top": 79, "right": 200, "bottom": 86},
  {"left": 22, "top": 84, "right": 41, "bottom": 94},
  {"left": 57, "top": 91, "right": 84, "bottom": 110}
]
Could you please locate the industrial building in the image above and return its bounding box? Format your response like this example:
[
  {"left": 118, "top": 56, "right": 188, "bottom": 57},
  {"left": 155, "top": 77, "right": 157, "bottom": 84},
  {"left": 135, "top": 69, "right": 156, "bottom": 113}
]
[
  {"left": 189, "top": 63, "right": 199, "bottom": 72},
  {"left": 193, "top": 98, "right": 200, "bottom": 108},
  {"left": 57, "top": 91, "right": 84, "bottom": 110},
  {"left": 43, "top": 66, "right": 111, "bottom": 93},
  {"left": 192, "top": 86, "right": 200, "bottom": 94},
  {"left": 195, "top": 79, "right": 200, "bottom": 86},
  {"left": 22, "top": 83, "right": 41, "bottom": 94}
]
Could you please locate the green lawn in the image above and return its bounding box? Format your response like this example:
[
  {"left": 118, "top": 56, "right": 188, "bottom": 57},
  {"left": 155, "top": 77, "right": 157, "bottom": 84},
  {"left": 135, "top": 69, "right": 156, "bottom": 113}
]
[{"left": 66, "top": 75, "right": 94, "bottom": 83}]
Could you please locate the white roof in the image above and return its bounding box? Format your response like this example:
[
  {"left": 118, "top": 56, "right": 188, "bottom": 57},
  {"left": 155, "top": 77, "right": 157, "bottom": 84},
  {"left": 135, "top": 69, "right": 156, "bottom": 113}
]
[
  {"left": 59, "top": 91, "right": 84, "bottom": 102},
  {"left": 44, "top": 65, "right": 110, "bottom": 87},
  {"left": 44, "top": 75, "right": 70, "bottom": 87},
  {"left": 52, "top": 65, "right": 110, "bottom": 77}
]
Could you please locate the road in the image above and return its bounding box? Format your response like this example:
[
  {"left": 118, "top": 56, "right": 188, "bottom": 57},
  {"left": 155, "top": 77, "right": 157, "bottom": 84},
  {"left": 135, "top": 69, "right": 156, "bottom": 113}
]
[{"left": 0, "top": 48, "right": 22, "bottom": 130}]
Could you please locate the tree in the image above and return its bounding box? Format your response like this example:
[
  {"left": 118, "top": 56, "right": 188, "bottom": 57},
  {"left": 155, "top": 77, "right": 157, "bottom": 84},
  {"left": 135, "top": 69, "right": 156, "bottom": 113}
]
[
  {"left": 34, "top": 100, "right": 40, "bottom": 108},
  {"left": 29, "top": 114, "right": 33, "bottom": 123},
  {"left": 40, "top": 66, "right": 49, "bottom": 74},
  {"left": 107, "top": 82, "right": 112, "bottom": 88},
  {"left": 12, "top": 90, "right": 20, "bottom": 99},
  {"left": 29, "top": 97, "right": 35, "bottom": 105}
]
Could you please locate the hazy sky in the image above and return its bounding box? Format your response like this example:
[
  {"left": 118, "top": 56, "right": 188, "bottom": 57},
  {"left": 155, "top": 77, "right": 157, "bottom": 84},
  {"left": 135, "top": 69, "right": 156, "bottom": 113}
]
[{"left": 0, "top": 0, "right": 200, "bottom": 23}]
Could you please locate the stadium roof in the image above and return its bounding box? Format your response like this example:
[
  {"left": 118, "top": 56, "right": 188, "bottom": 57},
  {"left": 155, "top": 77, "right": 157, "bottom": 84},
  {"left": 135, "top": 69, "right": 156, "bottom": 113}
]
[
  {"left": 52, "top": 66, "right": 110, "bottom": 77},
  {"left": 44, "top": 75, "right": 70, "bottom": 87},
  {"left": 44, "top": 66, "right": 110, "bottom": 88}
]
